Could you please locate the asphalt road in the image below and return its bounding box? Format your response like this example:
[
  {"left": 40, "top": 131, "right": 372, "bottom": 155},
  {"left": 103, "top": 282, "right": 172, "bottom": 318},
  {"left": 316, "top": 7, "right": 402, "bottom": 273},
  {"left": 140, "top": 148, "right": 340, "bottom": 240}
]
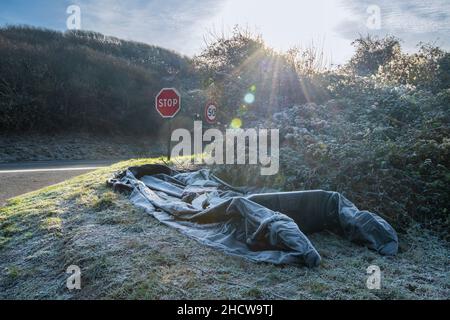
[{"left": 0, "top": 160, "right": 119, "bottom": 206}]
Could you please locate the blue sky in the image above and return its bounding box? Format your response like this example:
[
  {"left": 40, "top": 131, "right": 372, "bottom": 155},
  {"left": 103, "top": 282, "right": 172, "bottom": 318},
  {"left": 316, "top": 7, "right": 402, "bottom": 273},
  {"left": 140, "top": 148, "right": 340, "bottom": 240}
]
[{"left": 1, "top": 0, "right": 449, "bottom": 64}]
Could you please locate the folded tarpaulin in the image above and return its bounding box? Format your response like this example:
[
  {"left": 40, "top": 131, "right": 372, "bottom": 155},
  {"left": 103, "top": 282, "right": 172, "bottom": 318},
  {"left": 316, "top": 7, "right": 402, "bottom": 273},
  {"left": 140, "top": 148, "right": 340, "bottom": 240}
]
[{"left": 108, "top": 164, "right": 398, "bottom": 268}]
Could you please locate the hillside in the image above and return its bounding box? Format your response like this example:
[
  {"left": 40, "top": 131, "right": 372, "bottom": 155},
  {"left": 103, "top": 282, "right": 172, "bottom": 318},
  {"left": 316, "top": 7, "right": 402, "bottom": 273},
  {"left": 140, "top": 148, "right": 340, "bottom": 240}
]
[{"left": 0, "top": 26, "right": 201, "bottom": 135}]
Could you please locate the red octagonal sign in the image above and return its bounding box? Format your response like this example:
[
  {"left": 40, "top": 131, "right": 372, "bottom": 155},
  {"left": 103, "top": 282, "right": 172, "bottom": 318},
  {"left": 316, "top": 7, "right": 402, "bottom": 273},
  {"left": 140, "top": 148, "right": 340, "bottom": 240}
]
[{"left": 155, "top": 88, "right": 181, "bottom": 118}]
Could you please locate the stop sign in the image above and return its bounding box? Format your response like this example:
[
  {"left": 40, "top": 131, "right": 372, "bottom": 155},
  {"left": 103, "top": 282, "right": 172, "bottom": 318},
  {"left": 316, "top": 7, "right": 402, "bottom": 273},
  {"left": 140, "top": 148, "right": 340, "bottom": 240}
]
[{"left": 155, "top": 88, "right": 181, "bottom": 118}]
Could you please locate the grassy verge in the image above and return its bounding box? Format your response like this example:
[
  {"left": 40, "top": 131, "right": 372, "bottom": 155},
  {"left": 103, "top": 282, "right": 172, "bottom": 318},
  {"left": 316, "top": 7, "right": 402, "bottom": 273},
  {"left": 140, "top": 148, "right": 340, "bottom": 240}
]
[{"left": 0, "top": 158, "right": 448, "bottom": 299}]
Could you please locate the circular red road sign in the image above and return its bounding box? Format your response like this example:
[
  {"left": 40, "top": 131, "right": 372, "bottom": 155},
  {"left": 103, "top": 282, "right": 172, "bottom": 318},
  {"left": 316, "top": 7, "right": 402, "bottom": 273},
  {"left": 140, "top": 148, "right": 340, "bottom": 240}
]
[
  {"left": 155, "top": 88, "right": 181, "bottom": 118},
  {"left": 204, "top": 102, "right": 218, "bottom": 124}
]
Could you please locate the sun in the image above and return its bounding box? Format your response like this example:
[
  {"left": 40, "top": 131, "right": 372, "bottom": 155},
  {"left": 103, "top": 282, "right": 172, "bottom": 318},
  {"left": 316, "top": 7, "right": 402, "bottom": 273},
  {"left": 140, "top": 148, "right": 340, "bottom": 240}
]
[{"left": 207, "top": 0, "right": 354, "bottom": 64}]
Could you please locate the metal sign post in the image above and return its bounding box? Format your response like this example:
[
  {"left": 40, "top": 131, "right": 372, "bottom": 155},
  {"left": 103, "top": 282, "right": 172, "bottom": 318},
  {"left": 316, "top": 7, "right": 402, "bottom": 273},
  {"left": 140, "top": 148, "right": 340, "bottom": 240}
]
[{"left": 155, "top": 88, "right": 181, "bottom": 161}]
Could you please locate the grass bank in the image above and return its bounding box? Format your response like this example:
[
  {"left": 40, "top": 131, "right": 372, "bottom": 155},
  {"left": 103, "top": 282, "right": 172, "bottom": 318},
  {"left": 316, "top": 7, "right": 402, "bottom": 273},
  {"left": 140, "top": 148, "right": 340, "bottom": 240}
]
[{"left": 0, "top": 158, "right": 448, "bottom": 299}]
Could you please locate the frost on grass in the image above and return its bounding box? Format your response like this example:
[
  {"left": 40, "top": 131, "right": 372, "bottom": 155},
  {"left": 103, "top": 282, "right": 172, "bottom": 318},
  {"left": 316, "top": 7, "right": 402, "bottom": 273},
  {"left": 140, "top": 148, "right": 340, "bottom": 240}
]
[{"left": 0, "top": 158, "right": 449, "bottom": 299}]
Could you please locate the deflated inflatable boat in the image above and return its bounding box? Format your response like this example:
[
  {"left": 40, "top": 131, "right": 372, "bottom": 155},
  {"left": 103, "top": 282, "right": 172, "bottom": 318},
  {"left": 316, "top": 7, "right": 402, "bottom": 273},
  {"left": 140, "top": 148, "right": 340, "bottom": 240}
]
[{"left": 108, "top": 164, "right": 398, "bottom": 268}]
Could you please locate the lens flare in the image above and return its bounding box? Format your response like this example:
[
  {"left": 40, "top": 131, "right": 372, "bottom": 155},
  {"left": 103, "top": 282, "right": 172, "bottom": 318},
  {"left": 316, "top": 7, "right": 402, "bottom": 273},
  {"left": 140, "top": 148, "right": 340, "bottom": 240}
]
[
  {"left": 244, "top": 93, "right": 255, "bottom": 104},
  {"left": 250, "top": 85, "right": 257, "bottom": 92},
  {"left": 230, "top": 118, "right": 242, "bottom": 129}
]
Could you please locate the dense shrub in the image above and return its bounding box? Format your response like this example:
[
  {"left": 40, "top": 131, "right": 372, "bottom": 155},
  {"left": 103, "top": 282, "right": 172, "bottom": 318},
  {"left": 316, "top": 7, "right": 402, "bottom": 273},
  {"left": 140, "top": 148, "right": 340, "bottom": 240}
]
[
  {"left": 193, "top": 27, "right": 314, "bottom": 125},
  {"left": 347, "top": 35, "right": 400, "bottom": 76},
  {"left": 376, "top": 44, "right": 450, "bottom": 92}
]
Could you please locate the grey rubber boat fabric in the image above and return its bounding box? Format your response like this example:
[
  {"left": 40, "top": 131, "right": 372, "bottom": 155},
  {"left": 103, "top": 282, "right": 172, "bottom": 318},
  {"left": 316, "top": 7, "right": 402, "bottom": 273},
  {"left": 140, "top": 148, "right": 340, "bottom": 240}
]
[{"left": 108, "top": 164, "right": 398, "bottom": 268}]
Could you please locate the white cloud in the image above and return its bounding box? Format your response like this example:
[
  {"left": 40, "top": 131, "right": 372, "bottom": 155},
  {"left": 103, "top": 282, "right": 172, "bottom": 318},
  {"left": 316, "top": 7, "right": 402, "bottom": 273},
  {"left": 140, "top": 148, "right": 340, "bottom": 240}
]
[
  {"left": 336, "top": 0, "right": 450, "bottom": 52},
  {"left": 72, "top": 0, "right": 225, "bottom": 54}
]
